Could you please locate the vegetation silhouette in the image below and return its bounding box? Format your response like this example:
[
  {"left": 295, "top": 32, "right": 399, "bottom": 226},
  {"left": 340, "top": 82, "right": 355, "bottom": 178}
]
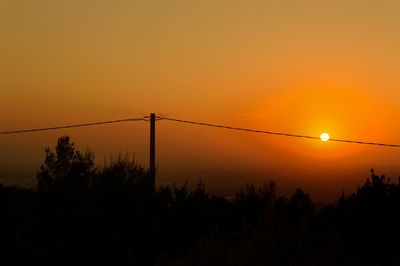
[
  {"left": 37, "top": 136, "right": 95, "bottom": 193},
  {"left": 1, "top": 136, "right": 400, "bottom": 265}
]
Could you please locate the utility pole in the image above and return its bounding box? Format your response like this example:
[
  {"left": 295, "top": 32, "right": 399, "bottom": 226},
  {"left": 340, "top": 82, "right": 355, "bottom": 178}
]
[{"left": 149, "top": 113, "right": 156, "bottom": 192}]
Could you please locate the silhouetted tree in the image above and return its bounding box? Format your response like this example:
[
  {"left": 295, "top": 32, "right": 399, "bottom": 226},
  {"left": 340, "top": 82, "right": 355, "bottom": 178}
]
[
  {"left": 36, "top": 136, "right": 95, "bottom": 193},
  {"left": 4, "top": 136, "right": 400, "bottom": 266}
]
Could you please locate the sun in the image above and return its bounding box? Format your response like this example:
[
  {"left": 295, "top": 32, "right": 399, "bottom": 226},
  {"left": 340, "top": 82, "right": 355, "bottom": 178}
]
[{"left": 320, "top": 133, "right": 330, "bottom": 142}]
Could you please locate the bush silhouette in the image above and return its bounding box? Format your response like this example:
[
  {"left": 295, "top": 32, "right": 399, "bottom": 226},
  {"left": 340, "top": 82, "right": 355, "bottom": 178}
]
[
  {"left": 92, "top": 154, "right": 151, "bottom": 196},
  {"left": 2, "top": 136, "right": 400, "bottom": 265}
]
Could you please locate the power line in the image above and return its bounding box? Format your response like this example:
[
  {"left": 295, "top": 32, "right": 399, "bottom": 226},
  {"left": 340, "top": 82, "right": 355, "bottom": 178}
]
[
  {"left": 1, "top": 115, "right": 400, "bottom": 148},
  {"left": 158, "top": 117, "right": 400, "bottom": 148},
  {"left": 0, "top": 117, "right": 148, "bottom": 135},
  {"left": 328, "top": 138, "right": 400, "bottom": 148}
]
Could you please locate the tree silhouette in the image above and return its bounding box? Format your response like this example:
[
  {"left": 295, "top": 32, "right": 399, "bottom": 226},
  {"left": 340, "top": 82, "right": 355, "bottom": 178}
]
[
  {"left": 3, "top": 136, "right": 400, "bottom": 265},
  {"left": 36, "top": 136, "right": 95, "bottom": 193}
]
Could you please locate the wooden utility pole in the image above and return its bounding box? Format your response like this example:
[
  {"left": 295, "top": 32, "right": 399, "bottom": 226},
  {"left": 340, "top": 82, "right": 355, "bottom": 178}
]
[{"left": 150, "top": 113, "right": 156, "bottom": 192}]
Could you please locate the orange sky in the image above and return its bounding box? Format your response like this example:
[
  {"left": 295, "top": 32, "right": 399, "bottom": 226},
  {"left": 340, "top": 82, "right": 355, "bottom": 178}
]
[{"left": 1, "top": 0, "right": 400, "bottom": 202}]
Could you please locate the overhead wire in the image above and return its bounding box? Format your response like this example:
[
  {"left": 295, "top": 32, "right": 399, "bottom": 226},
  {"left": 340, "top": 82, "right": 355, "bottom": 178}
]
[
  {"left": 0, "top": 117, "right": 148, "bottom": 135},
  {"left": 1, "top": 115, "right": 400, "bottom": 148},
  {"left": 158, "top": 116, "right": 400, "bottom": 148}
]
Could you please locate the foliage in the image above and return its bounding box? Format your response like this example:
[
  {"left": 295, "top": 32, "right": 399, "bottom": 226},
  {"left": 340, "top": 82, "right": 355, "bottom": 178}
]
[
  {"left": 2, "top": 137, "right": 400, "bottom": 265},
  {"left": 93, "top": 154, "right": 150, "bottom": 194},
  {"left": 36, "top": 136, "right": 95, "bottom": 193}
]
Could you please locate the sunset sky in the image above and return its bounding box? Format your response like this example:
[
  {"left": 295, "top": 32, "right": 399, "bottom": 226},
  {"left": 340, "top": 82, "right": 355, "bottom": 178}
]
[{"left": 1, "top": 0, "right": 400, "bottom": 201}]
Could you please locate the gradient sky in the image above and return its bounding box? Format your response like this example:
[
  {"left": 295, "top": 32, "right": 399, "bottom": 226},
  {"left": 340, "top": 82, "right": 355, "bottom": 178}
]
[{"left": 1, "top": 0, "right": 400, "bottom": 201}]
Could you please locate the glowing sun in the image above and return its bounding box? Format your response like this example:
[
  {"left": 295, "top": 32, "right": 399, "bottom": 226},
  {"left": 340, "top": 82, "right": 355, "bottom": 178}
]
[{"left": 320, "top": 133, "right": 330, "bottom": 142}]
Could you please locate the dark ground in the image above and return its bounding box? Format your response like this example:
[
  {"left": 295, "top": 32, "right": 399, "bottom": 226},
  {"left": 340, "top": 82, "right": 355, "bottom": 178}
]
[{"left": 1, "top": 136, "right": 400, "bottom": 266}]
